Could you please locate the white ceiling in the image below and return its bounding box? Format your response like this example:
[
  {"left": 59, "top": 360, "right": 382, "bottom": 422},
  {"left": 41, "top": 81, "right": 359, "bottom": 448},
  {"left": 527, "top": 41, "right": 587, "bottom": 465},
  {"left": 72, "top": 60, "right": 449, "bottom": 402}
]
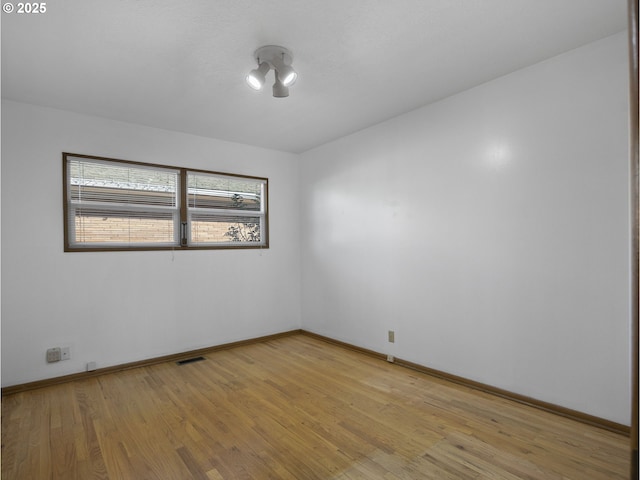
[{"left": 1, "top": 0, "right": 628, "bottom": 153}]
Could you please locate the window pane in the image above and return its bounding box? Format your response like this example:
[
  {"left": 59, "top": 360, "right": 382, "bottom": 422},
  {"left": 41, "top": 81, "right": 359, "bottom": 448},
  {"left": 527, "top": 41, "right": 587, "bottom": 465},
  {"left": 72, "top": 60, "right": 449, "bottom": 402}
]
[
  {"left": 69, "top": 159, "right": 178, "bottom": 207},
  {"left": 188, "top": 172, "right": 262, "bottom": 212},
  {"left": 191, "top": 213, "right": 262, "bottom": 244},
  {"left": 73, "top": 208, "right": 176, "bottom": 244},
  {"left": 66, "top": 156, "right": 180, "bottom": 248}
]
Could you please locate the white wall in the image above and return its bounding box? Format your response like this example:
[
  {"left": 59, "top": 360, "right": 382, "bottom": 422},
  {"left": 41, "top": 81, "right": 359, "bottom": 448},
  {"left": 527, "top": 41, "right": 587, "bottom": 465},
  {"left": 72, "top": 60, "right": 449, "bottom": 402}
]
[
  {"left": 1, "top": 100, "right": 301, "bottom": 386},
  {"left": 299, "top": 33, "right": 631, "bottom": 424}
]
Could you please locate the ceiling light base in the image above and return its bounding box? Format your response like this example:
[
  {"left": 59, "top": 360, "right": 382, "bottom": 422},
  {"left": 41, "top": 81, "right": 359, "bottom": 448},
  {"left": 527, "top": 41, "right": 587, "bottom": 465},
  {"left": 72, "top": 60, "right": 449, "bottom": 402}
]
[{"left": 254, "top": 45, "right": 293, "bottom": 67}]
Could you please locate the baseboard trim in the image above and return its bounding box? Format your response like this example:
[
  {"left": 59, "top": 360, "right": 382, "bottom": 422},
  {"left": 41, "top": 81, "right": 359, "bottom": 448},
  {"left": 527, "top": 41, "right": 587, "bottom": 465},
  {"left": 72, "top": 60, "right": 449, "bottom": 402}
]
[
  {"left": 1, "top": 329, "right": 303, "bottom": 396},
  {"left": 301, "top": 330, "right": 389, "bottom": 361},
  {"left": 392, "top": 356, "right": 630, "bottom": 436},
  {"left": 300, "top": 330, "right": 631, "bottom": 437},
  {"left": 3, "top": 329, "right": 630, "bottom": 437}
]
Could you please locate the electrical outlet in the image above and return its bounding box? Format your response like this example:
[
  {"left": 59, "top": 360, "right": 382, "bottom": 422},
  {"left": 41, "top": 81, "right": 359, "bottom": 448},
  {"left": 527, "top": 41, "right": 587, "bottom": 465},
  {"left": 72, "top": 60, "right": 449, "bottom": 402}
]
[
  {"left": 387, "top": 355, "right": 394, "bottom": 362},
  {"left": 46, "top": 347, "right": 61, "bottom": 363},
  {"left": 87, "top": 362, "right": 97, "bottom": 372},
  {"left": 388, "top": 330, "right": 395, "bottom": 343},
  {"left": 61, "top": 347, "right": 71, "bottom": 361}
]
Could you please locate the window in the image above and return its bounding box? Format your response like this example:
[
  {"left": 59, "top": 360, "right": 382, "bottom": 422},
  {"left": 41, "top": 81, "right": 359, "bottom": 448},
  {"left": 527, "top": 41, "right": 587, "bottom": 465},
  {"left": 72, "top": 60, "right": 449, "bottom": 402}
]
[{"left": 63, "top": 153, "right": 268, "bottom": 251}]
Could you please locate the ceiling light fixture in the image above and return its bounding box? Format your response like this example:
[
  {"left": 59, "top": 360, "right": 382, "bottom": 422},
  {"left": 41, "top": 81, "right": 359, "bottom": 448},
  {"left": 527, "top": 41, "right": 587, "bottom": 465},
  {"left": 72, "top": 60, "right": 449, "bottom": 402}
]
[{"left": 246, "top": 45, "right": 297, "bottom": 97}]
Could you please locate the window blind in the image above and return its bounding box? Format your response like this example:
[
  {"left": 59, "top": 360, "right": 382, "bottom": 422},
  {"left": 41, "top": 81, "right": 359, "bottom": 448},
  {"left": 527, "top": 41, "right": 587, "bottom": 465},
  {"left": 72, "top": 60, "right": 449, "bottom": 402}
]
[
  {"left": 65, "top": 156, "right": 180, "bottom": 247},
  {"left": 187, "top": 171, "right": 267, "bottom": 246}
]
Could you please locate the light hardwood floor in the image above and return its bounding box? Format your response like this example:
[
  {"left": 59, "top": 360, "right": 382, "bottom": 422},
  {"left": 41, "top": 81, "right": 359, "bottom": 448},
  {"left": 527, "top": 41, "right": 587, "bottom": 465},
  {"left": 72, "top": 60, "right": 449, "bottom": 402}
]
[{"left": 1, "top": 334, "right": 630, "bottom": 479}]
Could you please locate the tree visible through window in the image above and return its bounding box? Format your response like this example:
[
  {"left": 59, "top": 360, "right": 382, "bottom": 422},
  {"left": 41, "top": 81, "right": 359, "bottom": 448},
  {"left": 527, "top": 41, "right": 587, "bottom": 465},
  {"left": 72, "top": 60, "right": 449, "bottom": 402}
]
[
  {"left": 63, "top": 153, "right": 268, "bottom": 251},
  {"left": 224, "top": 194, "right": 262, "bottom": 243}
]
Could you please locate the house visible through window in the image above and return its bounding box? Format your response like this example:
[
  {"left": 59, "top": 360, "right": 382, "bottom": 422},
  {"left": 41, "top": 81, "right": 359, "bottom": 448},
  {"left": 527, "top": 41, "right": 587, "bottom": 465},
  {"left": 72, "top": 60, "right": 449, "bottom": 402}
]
[{"left": 63, "top": 153, "right": 268, "bottom": 251}]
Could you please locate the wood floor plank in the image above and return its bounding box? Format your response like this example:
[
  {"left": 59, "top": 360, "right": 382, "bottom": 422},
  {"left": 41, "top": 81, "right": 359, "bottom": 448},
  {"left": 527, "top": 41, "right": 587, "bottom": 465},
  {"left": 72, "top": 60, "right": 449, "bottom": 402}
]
[{"left": 1, "top": 334, "right": 630, "bottom": 479}]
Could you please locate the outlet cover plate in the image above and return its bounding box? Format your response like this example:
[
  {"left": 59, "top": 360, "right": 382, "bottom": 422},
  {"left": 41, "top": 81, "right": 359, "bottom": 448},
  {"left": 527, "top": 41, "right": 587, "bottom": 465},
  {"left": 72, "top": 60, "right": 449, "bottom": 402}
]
[{"left": 46, "top": 347, "right": 61, "bottom": 363}]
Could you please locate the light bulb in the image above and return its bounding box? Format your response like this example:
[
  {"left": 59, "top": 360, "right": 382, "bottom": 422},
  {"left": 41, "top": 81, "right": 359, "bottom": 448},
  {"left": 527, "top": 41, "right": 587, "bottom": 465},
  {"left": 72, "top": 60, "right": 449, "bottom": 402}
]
[{"left": 246, "top": 62, "right": 270, "bottom": 90}]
